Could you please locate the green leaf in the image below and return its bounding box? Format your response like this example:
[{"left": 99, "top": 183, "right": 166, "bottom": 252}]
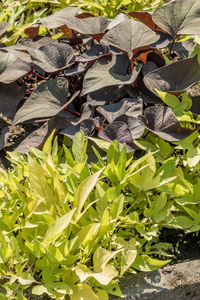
[
  {"left": 44, "top": 209, "right": 76, "bottom": 244},
  {"left": 70, "top": 283, "right": 99, "bottom": 300},
  {"left": 132, "top": 254, "right": 170, "bottom": 272},
  {"left": 120, "top": 239, "right": 137, "bottom": 276},
  {"left": 72, "top": 131, "right": 87, "bottom": 163},
  {"left": 73, "top": 168, "right": 103, "bottom": 221},
  {"left": 156, "top": 89, "right": 180, "bottom": 108}
]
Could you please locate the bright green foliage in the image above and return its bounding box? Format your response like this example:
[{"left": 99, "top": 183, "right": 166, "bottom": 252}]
[{"left": 0, "top": 131, "right": 200, "bottom": 298}]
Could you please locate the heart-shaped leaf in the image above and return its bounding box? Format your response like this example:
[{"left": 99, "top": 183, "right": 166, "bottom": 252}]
[
  {"left": 39, "top": 7, "right": 81, "bottom": 28},
  {"left": 13, "top": 78, "right": 68, "bottom": 124},
  {"left": 27, "top": 42, "right": 75, "bottom": 73},
  {"left": 0, "top": 49, "right": 32, "bottom": 83},
  {"left": 60, "top": 119, "right": 94, "bottom": 140},
  {"left": 64, "top": 16, "right": 109, "bottom": 40},
  {"left": 144, "top": 55, "right": 200, "bottom": 95},
  {"left": 102, "top": 18, "right": 161, "bottom": 57},
  {"left": 82, "top": 54, "right": 142, "bottom": 95},
  {"left": 138, "top": 106, "right": 195, "bottom": 141},
  {"left": 152, "top": 0, "right": 200, "bottom": 38},
  {"left": 98, "top": 121, "right": 136, "bottom": 152}
]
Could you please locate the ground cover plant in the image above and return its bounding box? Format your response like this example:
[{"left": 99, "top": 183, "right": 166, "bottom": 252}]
[
  {"left": 0, "top": 0, "right": 200, "bottom": 298},
  {"left": 0, "top": 0, "right": 165, "bottom": 45}
]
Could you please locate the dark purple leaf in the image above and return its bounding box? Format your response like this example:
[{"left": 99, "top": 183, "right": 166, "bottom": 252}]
[
  {"left": 65, "top": 61, "right": 93, "bottom": 76},
  {"left": 142, "top": 61, "right": 158, "bottom": 76},
  {"left": 64, "top": 16, "right": 109, "bottom": 37},
  {"left": 13, "top": 77, "right": 69, "bottom": 124},
  {"left": 72, "top": 103, "right": 94, "bottom": 125},
  {"left": 60, "top": 119, "right": 94, "bottom": 139},
  {"left": 138, "top": 106, "right": 195, "bottom": 141},
  {"left": 98, "top": 121, "right": 136, "bottom": 152},
  {"left": 0, "top": 49, "right": 32, "bottom": 83},
  {"left": 191, "top": 96, "right": 200, "bottom": 115},
  {"left": 0, "top": 82, "right": 26, "bottom": 120},
  {"left": 76, "top": 44, "right": 111, "bottom": 62},
  {"left": 144, "top": 55, "right": 200, "bottom": 95},
  {"left": 152, "top": 0, "right": 200, "bottom": 38},
  {"left": 39, "top": 7, "right": 81, "bottom": 28},
  {"left": 87, "top": 85, "right": 127, "bottom": 106},
  {"left": 97, "top": 97, "right": 143, "bottom": 123},
  {"left": 102, "top": 17, "right": 161, "bottom": 57},
  {"left": 171, "top": 40, "right": 196, "bottom": 58},
  {"left": 27, "top": 43, "right": 75, "bottom": 73},
  {"left": 82, "top": 54, "right": 142, "bottom": 95}
]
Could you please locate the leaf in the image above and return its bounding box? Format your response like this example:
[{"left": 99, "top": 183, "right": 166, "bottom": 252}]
[
  {"left": 120, "top": 239, "right": 137, "bottom": 276},
  {"left": 0, "top": 82, "right": 26, "bottom": 120},
  {"left": 27, "top": 42, "right": 75, "bottom": 73},
  {"left": 93, "top": 247, "right": 120, "bottom": 273},
  {"left": 0, "top": 48, "right": 31, "bottom": 83},
  {"left": 98, "top": 121, "right": 137, "bottom": 152},
  {"left": 87, "top": 85, "right": 127, "bottom": 106},
  {"left": 39, "top": 7, "right": 81, "bottom": 28},
  {"left": 132, "top": 254, "right": 170, "bottom": 271},
  {"left": 0, "top": 22, "right": 10, "bottom": 38},
  {"left": 70, "top": 283, "right": 99, "bottom": 300},
  {"left": 144, "top": 56, "right": 200, "bottom": 95},
  {"left": 60, "top": 119, "right": 94, "bottom": 140},
  {"left": 44, "top": 209, "right": 76, "bottom": 244},
  {"left": 82, "top": 54, "right": 142, "bottom": 95},
  {"left": 102, "top": 16, "right": 160, "bottom": 57},
  {"left": 32, "top": 285, "right": 49, "bottom": 296},
  {"left": 152, "top": 0, "right": 200, "bottom": 38},
  {"left": 171, "top": 215, "right": 196, "bottom": 229},
  {"left": 64, "top": 16, "right": 109, "bottom": 41},
  {"left": 97, "top": 97, "right": 143, "bottom": 124},
  {"left": 73, "top": 168, "right": 103, "bottom": 221},
  {"left": 76, "top": 44, "right": 111, "bottom": 63},
  {"left": 138, "top": 106, "right": 195, "bottom": 142},
  {"left": 72, "top": 131, "right": 87, "bottom": 163},
  {"left": 13, "top": 77, "right": 68, "bottom": 124}
]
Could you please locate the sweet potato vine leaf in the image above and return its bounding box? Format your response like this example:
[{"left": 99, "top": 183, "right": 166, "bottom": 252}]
[
  {"left": 82, "top": 54, "right": 142, "bottom": 95},
  {"left": 152, "top": 0, "right": 200, "bottom": 38},
  {"left": 0, "top": 82, "right": 26, "bottom": 120},
  {"left": 144, "top": 55, "right": 200, "bottom": 95},
  {"left": 13, "top": 78, "right": 69, "bottom": 125},
  {"left": 102, "top": 16, "right": 161, "bottom": 57},
  {"left": 27, "top": 42, "right": 75, "bottom": 73},
  {"left": 138, "top": 106, "right": 195, "bottom": 142},
  {"left": 39, "top": 7, "right": 81, "bottom": 29},
  {"left": 0, "top": 48, "right": 32, "bottom": 83}
]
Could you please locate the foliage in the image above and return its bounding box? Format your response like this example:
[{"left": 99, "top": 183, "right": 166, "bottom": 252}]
[
  {"left": 0, "top": 0, "right": 165, "bottom": 45},
  {"left": 0, "top": 0, "right": 200, "bottom": 153},
  {"left": 1, "top": 130, "right": 200, "bottom": 299}
]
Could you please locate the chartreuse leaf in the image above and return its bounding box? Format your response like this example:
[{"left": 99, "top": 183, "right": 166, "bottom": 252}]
[
  {"left": 120, "top": 238, "right": 137, "bottom": 276},
  {"left": 70, "top": 283, "right": 99, "bottom": 300},
  {"left": 72, "top": 131, "right": 87, "bottom": 163},
  {"left": 44, "top": 208, "right": 76, "bottom": 244},
  {"left": 73, "top": 168, "right": 103, "bottom": 221},
  {"left": 132, "top": 254, "right": 170, "bottom": 271}
]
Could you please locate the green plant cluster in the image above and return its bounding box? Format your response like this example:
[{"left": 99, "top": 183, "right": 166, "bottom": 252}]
[
  {"left": 0, "top": 0, "right": 164, "bottom": 45},
  {"left": 0, "top": 129, "right": 200, "bottom": 299}
]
